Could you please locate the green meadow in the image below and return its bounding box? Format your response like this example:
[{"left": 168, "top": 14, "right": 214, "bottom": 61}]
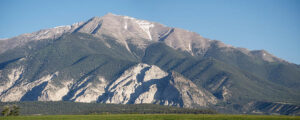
[{"left": 1, "top": 114, "right": 300, "bottom": 120}]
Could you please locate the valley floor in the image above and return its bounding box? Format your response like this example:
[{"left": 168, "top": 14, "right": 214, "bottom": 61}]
[{"left": 1, "top": 114, "right": 300, "bottom": 120}]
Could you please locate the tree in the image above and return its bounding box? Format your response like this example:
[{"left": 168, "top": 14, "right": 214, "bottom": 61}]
[
  {"left": 1, "top": 105, "right": 10, "bottom": 116},
  {"left": 1, "top": 105, "right": 20, "bottom": 116},
  {"left": 10, "top": 105, "right": 20, "bottom": 116}
]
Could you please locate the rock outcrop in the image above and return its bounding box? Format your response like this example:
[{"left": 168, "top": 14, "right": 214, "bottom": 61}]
[{"left": 0, "top": 63, "right": 216, "bottom": 108}]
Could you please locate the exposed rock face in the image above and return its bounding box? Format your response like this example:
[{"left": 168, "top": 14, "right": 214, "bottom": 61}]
[
  {"left": 71, "top": 76, "right": 107, "bottom": 102},
  {"left": 0, "top": 63, "right": 216, "bottom": 108},
  {"left": 38, "top": 79, "right": 73, "bottom": 101},
  {"left": 100, "top": 63, "right": 216, "bottom": 108},
  {"left": 205, "top": 73, "right": 232, "bottom": 101},
  {"left": 171, "top": 72, "right": 217, "bottom": 107},
  {"left": 0, "top": 72, "right": 55, "bottom": 102},
  {"left": 103, "top": 64, "right": 165, "bottom": 104},
  {"left": 160, "top": 28, "right": 212, "bottom": 56},
  {"left": 0, "top": 67, "right": 23, "bottom": 93}
]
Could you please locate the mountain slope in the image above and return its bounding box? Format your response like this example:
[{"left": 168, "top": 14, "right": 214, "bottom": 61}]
[
  {"left": 0, "top": 13, "right": 299, "bottom": 114},
  {"left": 142, "top": 43, "right": 300, "bottom": 103},
  {"left": 0, "top": 33, "right": 216, "bottom": 108},
  {"left": 0, "top": 33, "right": 137, "bottom": 102}
]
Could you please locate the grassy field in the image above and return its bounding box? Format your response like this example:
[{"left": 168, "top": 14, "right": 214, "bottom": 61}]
[{"left": 1, "top": 114, "right": 300, "bottom": 120}]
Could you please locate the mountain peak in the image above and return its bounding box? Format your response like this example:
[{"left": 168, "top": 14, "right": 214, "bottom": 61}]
[
  {"left": 101, "top": 13, "right": 126, "bottom": 19},
  {"left": 104, "top": 12, "right": 117, "bottom": 16},
  {"left": 88, "top": 13, "right": 119, "bottom": 21},
  {"left": 75, "top": 13, "right": 158, "bottom": 42},
  {"left": 0, "top": 13, "right": 290, "bottom": 64}
]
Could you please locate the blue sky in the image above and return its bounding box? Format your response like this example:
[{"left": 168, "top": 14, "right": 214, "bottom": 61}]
[{"left": 0, "top": 0, "right": 299, "bottom": 64}]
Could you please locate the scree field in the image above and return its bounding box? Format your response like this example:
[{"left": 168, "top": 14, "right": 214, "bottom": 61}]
[{"left": 1, "top": 114, "right": 300, "bottom": 120}]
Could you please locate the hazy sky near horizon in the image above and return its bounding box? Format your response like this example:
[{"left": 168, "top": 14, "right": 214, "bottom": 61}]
[{"left": 0, "top": 0, "right": 299, "bottom": 64}]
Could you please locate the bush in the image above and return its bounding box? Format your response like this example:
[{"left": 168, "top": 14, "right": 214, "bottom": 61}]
[{"left": 1, "top": 104, "right": 20, "bottom": 116}]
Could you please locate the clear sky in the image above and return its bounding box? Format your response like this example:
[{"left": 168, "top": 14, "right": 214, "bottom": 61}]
[{"left": 0, "top": 0, "right": 299, "bottom": 64}]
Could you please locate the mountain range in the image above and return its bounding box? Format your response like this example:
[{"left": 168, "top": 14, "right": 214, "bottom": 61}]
[{"left": 0, "top": 13, "right": 299, "bottom": 115}]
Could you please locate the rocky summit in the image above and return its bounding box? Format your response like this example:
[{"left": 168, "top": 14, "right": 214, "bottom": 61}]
[{"left": 0, "top": 13, "right": 299, "bottom": 115}]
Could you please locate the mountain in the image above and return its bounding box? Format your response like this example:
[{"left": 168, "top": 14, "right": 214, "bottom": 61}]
[{"left": 0, "top": 13, "right": 299, "bottom": 114}]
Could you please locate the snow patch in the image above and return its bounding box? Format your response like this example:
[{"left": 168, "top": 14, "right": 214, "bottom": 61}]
[
  {"left": 136, "top": 20, "right": 154, "bottom": 40},
  {"left": 124, "top": 21, "right": 128, "bottom": 30},
  {"left": 123, "top": 16, "right": 154, "bottom": 40}
]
